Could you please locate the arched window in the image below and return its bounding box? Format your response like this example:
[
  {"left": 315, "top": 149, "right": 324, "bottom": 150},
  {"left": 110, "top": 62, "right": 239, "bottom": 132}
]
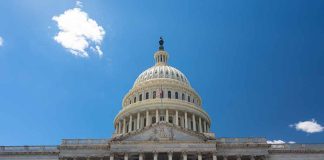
[
  {"left": 129, "top": 100, "right": 132, "bottom": 104},
  {"left": 188, "top": 96, "right": 190, "bottom": 102},
  {"left": 175, "top": 92, "right": 178, "bottom": 99},
  {"left": 134, "top": 97, "right": 136, "bottom": 103},
  {"left": 182, "top": 93, "right": 185, "bottom": 100},
  {"left": 153, "top": 91, "right": 156, "bottom": 99},
  {"left": 146, "top": 92, "right": 149, "bottom": 99},
  {"left": 160, "top": 90, "right": 164, "bottom": 98},
  {"left": 168, "top": 91, "right": 171, "bottom": 99},
  {"left": 139, "top": 94, "right": 142, "bottom": 101}
]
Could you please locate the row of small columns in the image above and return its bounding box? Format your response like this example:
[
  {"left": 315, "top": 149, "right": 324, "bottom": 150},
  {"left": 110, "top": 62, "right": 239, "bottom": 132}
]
[
  {"left": 106, "top": 153, "right": 262, "bottom": 160},
  {"left": 116, "top": 109, "right": 210, "bottom": 134}
]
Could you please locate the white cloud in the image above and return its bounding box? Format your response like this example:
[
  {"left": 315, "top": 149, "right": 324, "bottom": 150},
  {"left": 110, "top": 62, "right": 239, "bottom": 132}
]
[
  {"left": 52, "top": 7, "right": 105, "bottom": 57},
  {"left": 267, "top": 140, "right": 296, "bottom": 144},
  {"left": 290, "top": 119, "right": 324, "bottom": 134},
  {"left": 0, "top": 36, "right": 3, "bottom": 46},
  {"left": 267, "top": 140, "right": 285, "bottom": 144},
  {"left": 76, "top": 1, "right": 83, "bottom": 7}
]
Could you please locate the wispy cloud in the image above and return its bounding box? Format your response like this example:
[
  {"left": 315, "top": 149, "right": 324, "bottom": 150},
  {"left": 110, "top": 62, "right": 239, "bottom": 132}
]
[
  {"left": 290, "top": 119, "right": 324, "bottom": 134},
  {"left": 0, "top": 36, "right": 3, "bottom": 46},
  {"left": 267, "top": 140, "right": 296, "bottom": 144},
  {"left": 52, "top": 3, "right": 105, "bottom": 57}
]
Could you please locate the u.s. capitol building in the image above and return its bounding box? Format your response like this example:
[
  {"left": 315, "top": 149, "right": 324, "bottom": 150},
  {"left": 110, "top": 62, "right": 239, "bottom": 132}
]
[{"left": 1, "top": 38, "right": 323, "bottom": 160}]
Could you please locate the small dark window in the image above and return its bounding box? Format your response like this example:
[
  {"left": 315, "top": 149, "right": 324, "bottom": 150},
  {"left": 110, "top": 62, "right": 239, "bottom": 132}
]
[
  {"left": 144, "top": 118, "right": 146, "bottom": 127},
  {"left": 160, "top": 90, "right": 164, "bottom": 98},
  {"left": 152, "top": 116, "right": 156, "bottom": 123},
  {"left": 169, "top": 116, "right": 173, "bottom": 123},
  {"left": 146, "top": 92, "right": 149, "bottom": 99},
  {"left": 182, "top": 93, "right": 185, "bottom": 100},
  {"left": 129, "top": 100, "right": 132, "bottom": 104},
  {"left": 153, "top": 91, "right": 156, "bottom": 99},
  {"left": 175, "top": 92, "right": 178, "bottom": 99},
  {"left": 188, "top": 96, "right": 190, "bottom": 102},
  {"left": 160, "top": 116, "right": 165, "bottom": 121},
  {"left": 134, "top": 97, "right": 136, "bottom": 103},
  {"left": 168, "top": 91, "right": 171, "bottom": 99},
  {"left": 193, "top": 98, "right": 195, "bottom": 103},
  {"left": 139, "top": 94, "right": 142, "bottom": 101}
]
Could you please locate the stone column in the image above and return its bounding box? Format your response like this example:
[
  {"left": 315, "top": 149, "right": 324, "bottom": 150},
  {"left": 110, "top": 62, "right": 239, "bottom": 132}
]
[
  {"left": 124, "top": 153, "right": 129, "bottom": 160},
  {"left": 168, "top": 152, "right": 173, "bottom": 160},
  {"left": 213, "top": 153, "right": 217, "bottom": 160},
  {"left": 156, "top": 109, "right": 159, "bottom": 123},
  {"left": 166, "top": 109, "right": 169, "bottom": 122},
  {"left": 185, "top": 112, "right": 188, "bottom": 129},
  {"left": 182, "top": 153, "right": 187, "bottom": 160},
  {"left": 204, "top": 120, "right": 207, "bottom": 132},
  {"left": 139, "top": 153, "right": 144, "bottom": 160},
  {"left": 123, "top": 118, "right": 126, "bottom": 134},
  {"left": 110, "top": 154, "right": 114, "bottom": 160},
  {"left": 129, "top": 115, "right": 133, "bottom": 131},
  {"left": 175, "top": 110, "right": 179, "bottom": 125},
  {"left": 146, "top": 110, "right": 149, "bottom": 126},
  {"left": 192, "top": 114, "right": 196, "bottom": 131},
  {"left": 198, "top": 153, "right": 202, "bottom": 160},
  {"left": 199, "top": 117, "right": 202, "bottom": 132},
  {"left": 137, "top": 112, "right": 140, "bottom": 129},
  {"left": 154, "top": 152, "right": 158, "bottom": 160},
  {"left": 118, "top": 121, "right": 121, "bottom": 134}
]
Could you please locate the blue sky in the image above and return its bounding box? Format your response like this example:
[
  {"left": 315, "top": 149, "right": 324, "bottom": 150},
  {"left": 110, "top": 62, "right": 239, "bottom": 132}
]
[{"left": 0, "top": 0, "right": 323, "bottom": 145}]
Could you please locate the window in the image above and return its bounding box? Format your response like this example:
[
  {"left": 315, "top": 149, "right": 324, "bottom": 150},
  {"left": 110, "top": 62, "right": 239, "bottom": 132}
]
[
  {"left": 193, "top": 98, "right": 195, "bottom": 103},
  {"left": 131, "top": 121, "right": 134, "bottom": 131},
  {"left": 152, "top": 116, "right": 156, "bottom": 124},
  {"left": 144, "top": 118, "right": 146, "bottom": 127},
  {"left": 160, "top": 116, "right": 165, "bottom": 121},
  {"left": 134, "top": 97, "right": 136, "bottom": 103},
  {"left": 139, "top": 94, "right": 142, "bottom": 101},
  {"left": 129, "top": 100, "right": 132, "bottom": 104},
  {"left": 191, "top": 121, "right": 193, "bottom": 130},
  {"left": 188, "top": 96, "right": 190, "bottom": 102},
  {"left": 169, "top": 116, "right": 173, "bottom": 123},
  {"left": 160, "top": 90, "right": 164, "bottom": 98},
  {"left": 153, "top": 91, "right": 156, "bottom": 99},
  {"left": 175, "top": 92, "right": 178, "bottom": 99},
  {"left": 146, "top": 92, "right": 149, "bottom": 99},
  {"left": 182, "top": 93, "right": 185, "bottom": 100},
  {"left": 168, "top": 91, "right": 171, "bottom": 99}
]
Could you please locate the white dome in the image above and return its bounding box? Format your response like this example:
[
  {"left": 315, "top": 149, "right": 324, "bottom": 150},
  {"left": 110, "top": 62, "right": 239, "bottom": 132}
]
[{"left": 133, "top": 65, "right": 191, "bottom": 87}]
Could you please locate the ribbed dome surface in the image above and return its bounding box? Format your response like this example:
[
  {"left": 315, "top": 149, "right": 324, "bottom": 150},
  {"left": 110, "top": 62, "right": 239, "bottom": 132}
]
[{"left": 133, "top": 65, "right": 191, "bottom": 87}]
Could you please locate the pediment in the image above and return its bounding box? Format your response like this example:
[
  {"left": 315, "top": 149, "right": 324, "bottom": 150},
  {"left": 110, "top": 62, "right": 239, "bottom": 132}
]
[{"left": 111, "top": 122, "right": 210, "bottom": 142}]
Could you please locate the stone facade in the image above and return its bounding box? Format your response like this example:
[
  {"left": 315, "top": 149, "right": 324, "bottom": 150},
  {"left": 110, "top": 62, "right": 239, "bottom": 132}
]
[{"left": 1, "top": 39, "right": 323, "bottom": 160}]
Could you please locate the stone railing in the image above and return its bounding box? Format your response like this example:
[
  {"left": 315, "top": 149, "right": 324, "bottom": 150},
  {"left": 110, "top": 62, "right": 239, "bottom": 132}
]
[
  {"left": 0, "top": 146, "right": 58, "bottom": 152},
  {"left": 270, "top": 144, "right": 324, "bottom": 150},
  {"left": 61, "top": 139, "right": 110, "bottom": 145},
  {"left": 215, "top": 138, "right": 267, "bottom": 144}
]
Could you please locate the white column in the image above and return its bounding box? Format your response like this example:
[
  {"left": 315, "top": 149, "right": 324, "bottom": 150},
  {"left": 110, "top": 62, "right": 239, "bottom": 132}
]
[
  {"left": 123, "top": 118, "right": 126, "bottom": 134},
  {"left": 213, "top": 154, "right": 217, "bottom": 160},
  {"left": 129, "top": 115, "right": 133, "bottom": 131},
  {"left": 146, "top": 110, "right": 149, "bottom": 126},
  {"left": 198, "top": 153, "right": 202, "bottom": 160},
  {"left": 154, "top": 152, "right": 158, "bottom": 160},
  {"left": 192, "top": 114, "right": 196, "bottom": 131},
  {"left": 199, "top": 117, "right": 202, "bottom": 132},
  {"left": 168, "top": 152, "right": 172, "bottom": 160},
  {"left": 118, "top": 121, "right": 121, "bottom": 134},
  {"left": 124, "top": 154, "right": 129, "bottom": 160},
  {"left": 156, "top": 109, "right": 159, "bottom": 123},
  {"left": 182, "top": 153, "right": 187, "bottom": 160},
  {"left": 110, "top": 154, "right": 114, "bottom": 160},
  {"left": 166, "top": 109, "right": 169, "bottom": 122},
  {"left": 175, "top": 110, "right": 179, "bottom": 125},
  {"left": 139, "top": 153, "right": 144, "bottom": 160},
  {"left": 204, "top": 120, "right": 207, "bottom": 132},
  {"left": 137, "top": 112, "right": 140, "bottom": 129},
  {"left": 184, "top": 112, "right": 188, "bottom": 129}
]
